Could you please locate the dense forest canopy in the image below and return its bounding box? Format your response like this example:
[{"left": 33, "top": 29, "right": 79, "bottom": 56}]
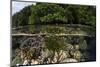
[{"left": 12, "top": 3, "right": 96, "bottom": 28}]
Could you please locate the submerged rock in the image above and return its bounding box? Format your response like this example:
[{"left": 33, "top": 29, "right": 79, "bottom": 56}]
[
  {"left": 61, "top": 58, "right": 78, "bottom": 63},
  {"left": 31, "top": 59, "right": 39, "bottom": 65}
]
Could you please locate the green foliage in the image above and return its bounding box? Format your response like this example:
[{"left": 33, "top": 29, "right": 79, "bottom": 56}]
[
  {"left": 29, "top": 5, "right": 39, "bottom": 25},
  {"left": 77, "top": 6, "right": 96, "bottom": 27},
  {"left": 65, "top": 5, "right": 96, "bottom": 27},
  {"left": 12, "top": 3, "right": 96, "bottom": 28},
  {"left": 12, "top": 5, "right": 32, "bottom": 27},
  {"left": 30, "top": 3, "right": 67, "bottom": 24}
]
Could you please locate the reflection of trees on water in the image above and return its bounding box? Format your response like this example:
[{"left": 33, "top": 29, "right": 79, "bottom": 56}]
[
  {"left": 12, "top": 24, "right": 95, "bottom": 36},
  {"left": 12, "top": 35, "right": 96, "bottom": 66}
]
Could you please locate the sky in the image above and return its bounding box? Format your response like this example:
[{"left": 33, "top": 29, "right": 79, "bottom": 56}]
[{"left": 12, "top": 1, "right": 36, "bottom": 15}]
